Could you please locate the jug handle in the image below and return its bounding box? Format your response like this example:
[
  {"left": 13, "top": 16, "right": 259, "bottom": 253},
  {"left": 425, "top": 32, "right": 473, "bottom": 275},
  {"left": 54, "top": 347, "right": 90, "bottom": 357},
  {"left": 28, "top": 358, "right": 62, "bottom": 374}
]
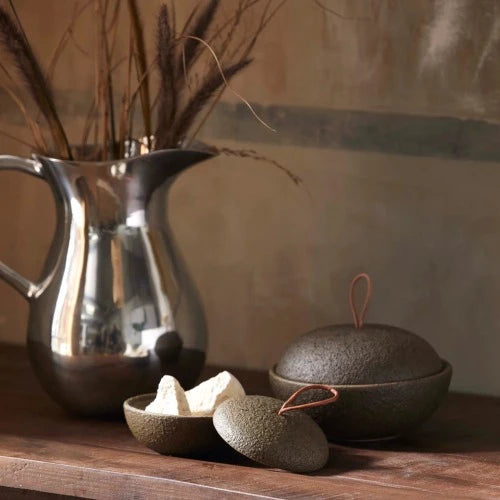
[{"left": 0, "top": 155, "right": 46, "bottom": 299}]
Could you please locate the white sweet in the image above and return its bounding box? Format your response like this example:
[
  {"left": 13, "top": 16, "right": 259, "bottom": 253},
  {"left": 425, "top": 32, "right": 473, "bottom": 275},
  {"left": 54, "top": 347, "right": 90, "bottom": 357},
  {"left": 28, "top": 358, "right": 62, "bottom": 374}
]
[
  {"left": 145, "top": 375, "right": 191, "bottom": 416},
  {"left": 186, "top": 371, "right": 245, "bottom": 416}
]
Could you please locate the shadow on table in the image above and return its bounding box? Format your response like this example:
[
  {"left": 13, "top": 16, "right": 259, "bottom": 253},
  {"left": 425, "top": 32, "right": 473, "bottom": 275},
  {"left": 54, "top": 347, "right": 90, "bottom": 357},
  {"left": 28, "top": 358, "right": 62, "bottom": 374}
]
[
  {"left": 197, "top": 443, "right": 379, "bottom": 474},
  {"left": 336, "top": 426, "right": 500, "bottom": 455},
  {"left": 325, "top": 392, "right": 500, "bottom": 455},
  {"left": 317, "top": 448, "right": 379, "bottom": 475}
]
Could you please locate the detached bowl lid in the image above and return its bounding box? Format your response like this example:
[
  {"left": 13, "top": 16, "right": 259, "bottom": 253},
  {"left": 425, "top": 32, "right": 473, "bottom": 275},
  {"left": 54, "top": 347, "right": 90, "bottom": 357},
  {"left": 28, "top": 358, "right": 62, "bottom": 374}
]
[
  {"left": 275, "top": 274, "right": 443, "bottom": 385},
  {"left": 213, "top": 386, "right": 338, "bottom": 473}
]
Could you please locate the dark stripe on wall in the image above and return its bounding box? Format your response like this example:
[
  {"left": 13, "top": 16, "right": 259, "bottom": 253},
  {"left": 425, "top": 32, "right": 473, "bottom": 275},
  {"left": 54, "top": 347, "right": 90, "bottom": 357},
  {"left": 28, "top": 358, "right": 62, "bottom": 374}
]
[
  {"left": 205, "top": 102, "right": 500, "bottom": 163},
  {"left": 1, "top": 87, "right": 499, "bottom": 163}
]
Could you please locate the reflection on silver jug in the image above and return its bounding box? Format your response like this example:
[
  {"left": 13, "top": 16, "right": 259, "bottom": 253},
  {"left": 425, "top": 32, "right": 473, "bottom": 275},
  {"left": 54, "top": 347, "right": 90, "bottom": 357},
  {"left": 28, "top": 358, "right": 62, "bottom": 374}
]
[{"left": 0, "top": 149, "right": 213, "bottom": 415}]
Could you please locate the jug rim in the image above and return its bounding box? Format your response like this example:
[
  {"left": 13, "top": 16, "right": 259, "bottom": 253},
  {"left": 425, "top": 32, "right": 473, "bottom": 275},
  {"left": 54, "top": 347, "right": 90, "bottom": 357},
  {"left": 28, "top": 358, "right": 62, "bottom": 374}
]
[{"left": 33, "top": 145, "right": 217, "bottom": 167}]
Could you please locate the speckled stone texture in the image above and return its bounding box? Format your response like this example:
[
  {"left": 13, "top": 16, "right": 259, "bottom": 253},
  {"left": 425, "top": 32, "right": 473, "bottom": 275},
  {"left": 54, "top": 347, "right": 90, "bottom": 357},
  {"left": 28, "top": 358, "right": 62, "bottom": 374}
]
[
  {"left": 123, "top": 394, "right": 220, "bottom": 456},
  {"left": 270, "top": 362, "right": 452, "bottom": 441},
  {"left": 275, "top": 324, "right": 443, "bottom": 385},
  {"left": 213, "top": 395, "right": 329, "bottom": 473}
]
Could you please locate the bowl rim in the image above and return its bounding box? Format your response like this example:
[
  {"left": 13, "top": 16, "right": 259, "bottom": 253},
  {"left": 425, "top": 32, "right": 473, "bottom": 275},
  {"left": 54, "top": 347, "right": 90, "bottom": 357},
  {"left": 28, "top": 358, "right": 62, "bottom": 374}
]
[
  {"left": 269, "top": 359, "right": 452, "bottom": 389},
  {"left": 123, "top": 393, "right": 213, "bottom": 420}
]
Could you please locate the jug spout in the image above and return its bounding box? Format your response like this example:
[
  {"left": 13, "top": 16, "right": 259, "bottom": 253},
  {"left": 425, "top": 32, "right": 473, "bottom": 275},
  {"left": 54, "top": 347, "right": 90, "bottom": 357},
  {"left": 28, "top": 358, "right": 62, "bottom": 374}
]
[{"left": 122, "top": 148, "right": 214, "bottom": 222}]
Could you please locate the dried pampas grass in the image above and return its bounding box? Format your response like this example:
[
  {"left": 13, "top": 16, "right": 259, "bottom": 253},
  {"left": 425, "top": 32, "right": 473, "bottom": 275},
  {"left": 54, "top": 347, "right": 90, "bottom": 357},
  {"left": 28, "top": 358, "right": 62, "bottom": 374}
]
[{"left": 0, "top": 0, "right": 288, "bottom": 163}]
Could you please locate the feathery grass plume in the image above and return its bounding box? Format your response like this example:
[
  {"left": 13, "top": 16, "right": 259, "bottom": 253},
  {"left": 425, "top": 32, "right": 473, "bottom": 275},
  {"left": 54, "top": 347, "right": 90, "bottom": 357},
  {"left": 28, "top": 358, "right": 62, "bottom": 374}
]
[
  {"left": 216, "top": 147, "right": 302, "bottom": 185},
  {"left": 155, "top": 3, "right": 178, "bottom": 150},
  {"left": 179, "top": 0, "right": 220, "bottom": 74},
  {"left": 0, "top": 0, "right": 287, "bottom": 162},
  {"left": 127, "top": 0, "right": 152, "bottom": 147},
  {"left": 0, "top": 6, "right": 72, "bottom": 159},
  {"left": 172, "top": 58, "right": 252, "bottom": 145}
]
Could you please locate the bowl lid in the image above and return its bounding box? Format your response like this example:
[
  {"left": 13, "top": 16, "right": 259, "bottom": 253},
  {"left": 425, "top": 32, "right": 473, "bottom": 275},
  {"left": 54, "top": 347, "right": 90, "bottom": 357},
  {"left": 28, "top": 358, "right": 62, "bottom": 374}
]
[
  {"left": 275, "top": 274, "right": 443, "bottom": 385},
  {"left": 213, "top": 386, "right": 338, "bottom": 473}
]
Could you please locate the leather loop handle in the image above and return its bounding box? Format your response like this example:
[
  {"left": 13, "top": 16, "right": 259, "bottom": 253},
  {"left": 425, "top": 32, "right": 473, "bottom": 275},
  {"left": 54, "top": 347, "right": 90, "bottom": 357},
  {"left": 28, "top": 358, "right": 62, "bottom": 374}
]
[
  {"left": 349, "top": 273, "right": 372, "bottom": 329},
  {"left": 278, "top": 384, "right": 339, "bottom": 416}
]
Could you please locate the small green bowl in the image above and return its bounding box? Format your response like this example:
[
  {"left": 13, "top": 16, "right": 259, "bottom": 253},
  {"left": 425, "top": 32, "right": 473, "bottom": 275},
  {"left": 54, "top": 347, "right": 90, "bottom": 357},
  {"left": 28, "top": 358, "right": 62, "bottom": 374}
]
[
  {"left": 123, "top": 393, "right": 221, "bottom": 456},
  {"left": 269, "top": 361, "right": 452, "bottom": 442}
]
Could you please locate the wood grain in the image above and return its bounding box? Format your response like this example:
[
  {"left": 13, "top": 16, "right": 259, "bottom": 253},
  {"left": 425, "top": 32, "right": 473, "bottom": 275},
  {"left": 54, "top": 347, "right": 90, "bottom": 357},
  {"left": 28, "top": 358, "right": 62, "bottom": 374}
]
[{"left": 0, "top": 344, "right": 498, "bottom": 499}]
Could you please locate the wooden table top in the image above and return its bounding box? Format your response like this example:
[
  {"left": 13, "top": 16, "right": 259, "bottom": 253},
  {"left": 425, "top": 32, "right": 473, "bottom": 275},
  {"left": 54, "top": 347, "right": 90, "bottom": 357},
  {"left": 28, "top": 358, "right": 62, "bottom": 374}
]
[{"left": 0, "top": 344, "right": 498, "bottom": 499}]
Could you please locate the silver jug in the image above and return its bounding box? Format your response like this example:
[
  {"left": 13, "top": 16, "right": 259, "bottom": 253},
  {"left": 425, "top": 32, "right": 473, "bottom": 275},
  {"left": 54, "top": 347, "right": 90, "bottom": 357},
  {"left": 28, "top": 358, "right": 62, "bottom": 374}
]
[{"left": 0, "top": 148, "right": 213, "bottom": 415}]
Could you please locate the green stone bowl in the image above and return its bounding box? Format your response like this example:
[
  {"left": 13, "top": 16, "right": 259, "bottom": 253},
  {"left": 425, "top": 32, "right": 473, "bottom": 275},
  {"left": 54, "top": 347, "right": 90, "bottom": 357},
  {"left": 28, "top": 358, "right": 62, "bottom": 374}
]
[
  {"left": 269, "top": 361, "right": 452, "bottom": 442},
  {"left": 123, "top": 393, "right": 221, "bottom": 456}
]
